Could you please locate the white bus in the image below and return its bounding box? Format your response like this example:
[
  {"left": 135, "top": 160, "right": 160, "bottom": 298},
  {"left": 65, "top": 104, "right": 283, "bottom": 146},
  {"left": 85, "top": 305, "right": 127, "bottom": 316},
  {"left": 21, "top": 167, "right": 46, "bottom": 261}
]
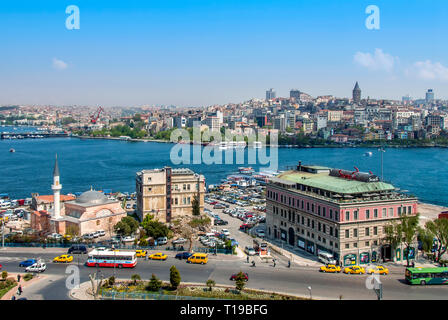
[{"left": 86, "top": 249, "right": 137, "bottom": 268}]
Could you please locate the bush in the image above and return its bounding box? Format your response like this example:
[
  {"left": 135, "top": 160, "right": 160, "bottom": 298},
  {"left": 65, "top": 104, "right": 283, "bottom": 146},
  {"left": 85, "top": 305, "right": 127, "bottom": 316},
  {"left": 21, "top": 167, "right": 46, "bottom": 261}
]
[
  {"left": 23, "top": 273, "right": 33, "bottom": 281},
  {"left": 235, "top": 272, "right": 246, "bottom": 291},
  {"left": 206, "top": 279, "right": 216, "bottom": 292},
  {"left": 139, "top": 238, "right": 148, "bottom": 247},
  {"left": 147, "top": 274, "right": 162, "bottom": 292},
  {"left": 131, "top": 274, "right": 141, "bottom": 285},
  {"left": 169, "top": 266, "right": 181, "bottom": 290},
  {"left": 108, "top": 276, "right": 115, "bottom": 287},
  {"left": 1, "top": 271, "right": 7, "bottom": 280}
]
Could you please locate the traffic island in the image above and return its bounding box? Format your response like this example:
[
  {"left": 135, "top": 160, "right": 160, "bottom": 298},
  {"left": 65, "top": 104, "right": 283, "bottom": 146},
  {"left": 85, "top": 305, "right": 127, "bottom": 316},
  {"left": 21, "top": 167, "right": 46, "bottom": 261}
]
[{"left": 0, "top": 272, "right": 46, "bottom": 300}]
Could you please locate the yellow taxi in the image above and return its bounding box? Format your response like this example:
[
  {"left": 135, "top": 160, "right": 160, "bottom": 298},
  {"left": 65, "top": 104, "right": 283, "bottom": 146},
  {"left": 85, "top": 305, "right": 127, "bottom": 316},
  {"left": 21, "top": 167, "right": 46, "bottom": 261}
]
[
  {"left": 367, "top": 265, "right": 389, "bottom": 275},
  {"left": 343, "top": 265, "right": 365, "bottom": 274},
  {"left": 53, "top": 254, "right": 74, "bottom": 263},
  {"left": 135, "top": 249, "right": 147, "bottom": 257},
  {"left": 64, "top": 234, "right": 72, "bottom": 241},
  {"left": 149, "top": 252, "right": 167, "bottom": 261},
  {"left": 320, "top": 264, "right": 341, "bottom": 273},
  {"left": 187, "top": 253, "right": 208, "bottom": 264}
]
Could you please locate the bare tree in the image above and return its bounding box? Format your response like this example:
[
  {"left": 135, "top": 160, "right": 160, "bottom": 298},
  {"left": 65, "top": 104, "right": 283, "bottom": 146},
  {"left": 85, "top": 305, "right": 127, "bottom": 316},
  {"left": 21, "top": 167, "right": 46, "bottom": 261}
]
[{"left": 89, "top": 272, "right": 104, "bottom": 300}]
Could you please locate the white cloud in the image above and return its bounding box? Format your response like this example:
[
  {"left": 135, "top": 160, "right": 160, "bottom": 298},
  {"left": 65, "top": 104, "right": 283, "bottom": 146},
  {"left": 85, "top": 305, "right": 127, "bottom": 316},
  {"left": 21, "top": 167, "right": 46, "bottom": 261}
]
[
  {"left": 353, "top": 48, "right": 397, "bottom": 72},
  {"left": 52, "top": 58, "right": 68, "bottom": 70},
  {"left": 406, "top": 60, "right": 448, "bottom": 81}
]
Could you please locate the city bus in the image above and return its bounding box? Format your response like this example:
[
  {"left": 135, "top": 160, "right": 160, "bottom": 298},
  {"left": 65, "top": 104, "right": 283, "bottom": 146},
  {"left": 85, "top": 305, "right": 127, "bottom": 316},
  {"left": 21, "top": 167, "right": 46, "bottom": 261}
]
[
  {"left": 405, "top": 267, "right": 448, "bottom": 285},
  {"left": 253, "top": 239, "right": 268, "bottom": 255},
  {"left": 86, "top": 249, "right": 137, "bottom": 268}
]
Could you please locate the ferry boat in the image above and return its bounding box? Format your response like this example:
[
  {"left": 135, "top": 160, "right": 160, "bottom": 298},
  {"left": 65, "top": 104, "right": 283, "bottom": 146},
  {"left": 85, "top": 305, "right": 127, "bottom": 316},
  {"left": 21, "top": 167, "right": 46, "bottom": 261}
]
[{"left": 238, "top": 167, "right": 254, "bottom": 174}]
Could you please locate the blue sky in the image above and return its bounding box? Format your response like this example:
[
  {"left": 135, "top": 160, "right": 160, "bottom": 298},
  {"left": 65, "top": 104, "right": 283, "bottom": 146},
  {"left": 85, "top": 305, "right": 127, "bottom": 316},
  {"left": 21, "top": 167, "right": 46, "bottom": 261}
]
[{"left": 0, "top": 0, "right": 447, "bottom": 107}]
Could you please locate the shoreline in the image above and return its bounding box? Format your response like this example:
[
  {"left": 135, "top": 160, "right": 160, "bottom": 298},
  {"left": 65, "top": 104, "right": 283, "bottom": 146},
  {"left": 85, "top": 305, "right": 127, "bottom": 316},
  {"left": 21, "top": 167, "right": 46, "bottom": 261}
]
[{"left": 72, "top": 135, "right": 448, "bottom": 148}]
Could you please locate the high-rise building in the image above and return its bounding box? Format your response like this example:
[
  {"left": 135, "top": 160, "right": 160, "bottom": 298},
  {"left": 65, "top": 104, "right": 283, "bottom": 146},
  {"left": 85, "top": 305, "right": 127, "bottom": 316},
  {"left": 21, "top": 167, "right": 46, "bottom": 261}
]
[
  {"left": 426, "top": 89, "right": 434, "bottom": 103},
  {"left": 266, "top": 88, "right": 276, "bottom": 101},
  {"left": 352, "top": 82, "right": 361, "bottom": 104}
]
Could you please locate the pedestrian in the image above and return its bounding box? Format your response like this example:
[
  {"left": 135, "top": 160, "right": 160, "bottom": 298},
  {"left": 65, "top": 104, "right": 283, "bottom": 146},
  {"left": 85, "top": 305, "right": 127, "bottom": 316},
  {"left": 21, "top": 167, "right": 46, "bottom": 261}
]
[
  {"left": 11, "top": 295, "right": 16, "bottom": 300},
  {"left": 288, "top": 260, "right": 291, "bottom": 268},
  {"left": 247, "top": 256, "right": 249, "bottom": 263},
  {"left": 17, "top": 285, "right": 22, "bottom": 296},
  {"left": 17, "top": 274, "right": 21, "bottom": 283},
  {"left": 273, "top": 259, "right": 276, "bottom": 267}
]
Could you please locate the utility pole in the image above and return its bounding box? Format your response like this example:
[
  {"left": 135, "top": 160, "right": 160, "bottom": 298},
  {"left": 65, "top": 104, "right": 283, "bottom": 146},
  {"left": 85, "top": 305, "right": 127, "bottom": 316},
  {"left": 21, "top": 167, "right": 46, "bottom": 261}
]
[{"left": 1, "top": 219, "right": 4, "bottom": 249}]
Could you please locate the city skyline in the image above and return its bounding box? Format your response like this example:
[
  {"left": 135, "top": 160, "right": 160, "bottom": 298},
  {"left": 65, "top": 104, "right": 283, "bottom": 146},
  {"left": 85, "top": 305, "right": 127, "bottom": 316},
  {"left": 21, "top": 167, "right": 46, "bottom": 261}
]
[{"left": 1, "top": 0, "right": 448, "bottom": 106}]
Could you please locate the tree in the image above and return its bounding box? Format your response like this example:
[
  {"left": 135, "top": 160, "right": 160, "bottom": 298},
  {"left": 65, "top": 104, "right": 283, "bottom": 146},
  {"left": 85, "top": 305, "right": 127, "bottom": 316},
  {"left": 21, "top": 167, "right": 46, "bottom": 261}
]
[
  {"left": 131, "top": 274, "right": 141, "bottom": 285},
  {"left": 1, "top": 271, "right": 7, "bottom": 280},
  {"left": 147, "top": 274, "right": 162, "bottom": 292},
  {"left": 65, "top": 224, "right": 80, "bottom": 237},
  {"left": 169, "top": 266, "right": 181, "bottom": 290},
  {"left": 143, "top": 220, "right": 170, "bottom": 239},
  {"left": 114, "top": 216, "right": 139, "bottom": 236},
  {"left": 418, "top": 228, "right": 434, "bottom": 257},
  {"left": 424, "top": 218, "right": 448, "bottom": 262},
  {"left": 206, "top": 279, "right": 215, "bottom": 292},
  {"left": 385, "top": 214, "right": 420, "bottom": 266},
  {"left": 192, "top": 195, "right": 200, "bottom": 216},
  {"left": 235, "top": 272, "right": 246, "bottom": 291}
]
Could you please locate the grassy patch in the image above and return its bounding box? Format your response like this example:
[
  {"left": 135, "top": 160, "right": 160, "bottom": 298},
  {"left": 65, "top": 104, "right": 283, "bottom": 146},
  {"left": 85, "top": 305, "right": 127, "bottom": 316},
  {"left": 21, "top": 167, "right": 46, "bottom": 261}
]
[{"left": 0, "top": 279, "right": 18, "bottom": 299}]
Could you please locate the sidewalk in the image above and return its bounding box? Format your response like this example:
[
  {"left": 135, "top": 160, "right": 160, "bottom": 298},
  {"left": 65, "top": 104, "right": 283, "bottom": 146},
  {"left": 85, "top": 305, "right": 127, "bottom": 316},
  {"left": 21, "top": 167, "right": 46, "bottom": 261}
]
[{"left": 1, "top": 272, "right": 47, "bottom": 300}]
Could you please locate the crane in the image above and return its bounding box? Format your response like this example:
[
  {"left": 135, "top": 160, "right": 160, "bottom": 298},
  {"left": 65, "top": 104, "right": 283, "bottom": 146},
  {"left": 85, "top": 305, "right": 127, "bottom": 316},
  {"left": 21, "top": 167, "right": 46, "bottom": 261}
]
[{"left": 90, "top": 106, "right": 104, "bottom": 124}]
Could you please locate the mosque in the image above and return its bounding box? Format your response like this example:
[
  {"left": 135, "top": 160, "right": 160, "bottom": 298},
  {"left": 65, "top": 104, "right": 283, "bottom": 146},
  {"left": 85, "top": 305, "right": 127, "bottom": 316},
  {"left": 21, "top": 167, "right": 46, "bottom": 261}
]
[{"left": 31, "top": 155, "right": 127, "bottom": 237}]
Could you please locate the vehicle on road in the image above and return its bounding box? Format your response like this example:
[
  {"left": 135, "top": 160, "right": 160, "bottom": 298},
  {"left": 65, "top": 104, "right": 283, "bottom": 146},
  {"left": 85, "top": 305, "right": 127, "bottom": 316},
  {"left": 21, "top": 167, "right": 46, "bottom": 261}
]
[
  {"left": 367, "top": 265, "right": 389, "bottom": 275},
  {"left": 156, "top": 237, "right": 168, "bottom": 245},
  {"left": 97, "top": 230, "right": 106, "bottom": 237},
  {"left": 405, "top": 267, "right": 448, "bottom": 285},
  {"left": 86, "top": 249, "right": 137, "bottom": 268},
  {"left": 68, "top": 244, "right": 88, "bottom": 254},
  {"left": 19, "top": 259, "right": 37, "bottom": 267},
  {"left": 172, "top": 238, "right": 187, "bottom": 244},
  {"left": 320, "top": 264, "right": 341, "bottom": 273},
  {"left": 83, "top": 233, "right": 94, "bottom": 240},
  {"left": 47, "top": 233, "right": 63, "bottom": 240},
  {"left": 122, "top": 235, "right": 136, "bottom": 242},
  {"left": 187, "top": 253, "right": 208, "bottom": 264},
  {"left": 230, "top": 272, "right": 249, "bottom": 281},
  {"left": 244, "top": 246, "right": 256, "bottom": 256},
  {"left": 25, "top": 262, "right": 46, "bottom": 273},
  {"left": 53, "top": 254, "right": 74, "bottom": 263},
  {"left": 149, "top": 253, "right": 168, "bottom": 260},
  {"left": 135, "top": 249, "right": 147, "bottom": 257},
  {"left": 175, "top": 252, "right": 193, "bottom": 260},
  {"left": 343, "top": 265, "right": 365, "bottom": 274},
  {"left": 0, "top": 264, "right": 2, "bottom": 269},
  {"left": 318, "top": 252, "right": 337, "bottom": 265}
]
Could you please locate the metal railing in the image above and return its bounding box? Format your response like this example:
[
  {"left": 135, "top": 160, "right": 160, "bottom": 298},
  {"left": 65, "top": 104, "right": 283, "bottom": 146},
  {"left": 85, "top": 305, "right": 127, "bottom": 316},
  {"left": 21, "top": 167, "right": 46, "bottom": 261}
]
[{"left": 100, "top": 289, "right": 216, "bottom": 300}]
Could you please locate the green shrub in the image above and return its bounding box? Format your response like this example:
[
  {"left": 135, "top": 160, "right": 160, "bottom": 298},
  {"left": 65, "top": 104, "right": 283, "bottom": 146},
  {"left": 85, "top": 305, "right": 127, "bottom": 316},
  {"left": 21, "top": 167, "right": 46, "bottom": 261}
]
[
  {"left": 169, "top": 266, "right": 181, "bottom": 289},
  {"left": 1, "top": 271, "right": 7, "bottom": 280},
  {"left": 147, "top": 274, "right": 162, "bottom": 292},
  {"left": 131, "top": 274, "right": 141, "bottom": 285},
  {"left": 23, "top": 273, "right": 33, "bottom": 281},
  {"left": 235, "top": 272, "right": 246, "bottom": 291},
  {"left": 108, "top": 276, "right": 115, "bottom": 287},
  {"left": 206, "top": 279, "right": 215, "bottom": 292}
]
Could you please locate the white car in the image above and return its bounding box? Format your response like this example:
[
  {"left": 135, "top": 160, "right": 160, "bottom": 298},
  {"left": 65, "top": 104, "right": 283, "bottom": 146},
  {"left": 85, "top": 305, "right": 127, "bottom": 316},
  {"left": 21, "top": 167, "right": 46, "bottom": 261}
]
[
  {"left": 47, "top": 233, "right": 62, "bottom": 240},
  {"left": 122, "top": 236, "right": 135, "bottom": 242},
  {"left": 83, "top": 233, "right": 94, "bottom": 240},
  {"left": 26, "top": 262, "right": 46, "bottom": 273},
  {"left": 256, "top": 230, "right": 265, "bottom": 238},
  {"left": 97, "top": 230, "right": 106, "bottom": 237},
  {"left": 172, "top": 238, "right": 187, "bottom": 244},
  {"left": 221, "top": 229, "right": 230, "bottom": 236}
]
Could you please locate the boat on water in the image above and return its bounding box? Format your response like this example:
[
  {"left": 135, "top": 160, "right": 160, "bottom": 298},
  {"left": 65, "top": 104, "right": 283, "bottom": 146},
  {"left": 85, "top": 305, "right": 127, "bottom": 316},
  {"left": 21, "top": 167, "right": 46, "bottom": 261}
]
[
  {"left": 238, "top": 167, "right": 254, "bottom": 174},
  {"left": 364, "top": 151, "right": 373, "bottom": 157},
  {"left": 9, "top": 148, "right": 15, "bottom": 153}
]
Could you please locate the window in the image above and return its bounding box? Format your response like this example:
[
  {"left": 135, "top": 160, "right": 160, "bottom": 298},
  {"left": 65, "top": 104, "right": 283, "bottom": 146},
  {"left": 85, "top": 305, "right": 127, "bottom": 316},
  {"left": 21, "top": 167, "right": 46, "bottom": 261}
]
[
  {"left": 374, "top": 226, "right": 377, "bottom": 235},
  {"left": 323, "top": 207, "right": 326, "bottom": 217},
  {"left": 312, "top": 204, "right": 315, "bottom": 213},
  {"left": 382, "top": 208, "right": 387, "bottom": 217},
  {"left": 354, "top": 210, "right": 358, "bottom": 220},
  {"left": 354, "top": 229, "right": 358, "bottom": 237},
  {"left": 398, "top": 207, "right": 402, "bottom": 216},
  {"left": 335, "top": 229, "right": 338, "bottom": 237},
  {"left": 307, "top": 203, "right": 310, "bottom": 211},
  {"left": 374, "top": 240, "right": 378, "bottom": 245},
  {"left": 96, "top": 220, "right": 100, "bottom": 226},
  {"left": 365, "top": 228, "right": 370, "bottom": 236},
  {"left": 329, "top": 209, "right": 333, "bottom": 219},
  {"left": 389, "top": 208, "right": 394, "bottom": 217},
  {"left": 147, "top": 177, "right": 152, "bottom": 182},
  {"left": 345, "top": 243, "right": 350, "bottom": 249},
  {"left": 345, "top": 211, "right": 350, "bottom": 221},
  {"left": 330, "top": 227, "right": 333, "bottom": 236},
  {"left": 408, "top": 206, "right": 412, "bottom": 214},
  {"left": 335, "top": 212, "right": 339, "bottom": 221},
  {"left": 323, "top": 224, "right": 326, "bottom": 234},
  {"left": 307, "top": 218, "right": 310, "bottom": 227},
  {"left": 148, "top": 187, "right": 152, "bottom": 192},
  {"left": 318, "top": 222, "right": 321, "bottom": 231},
  {"left": 301, "top": 216, "right": 304, "bottom": 225},
  {"left": 374, "top": 209, "right": 378, "bottom": 218},
  {"left": 318, "top": 206, "right": 321, "bottom": 215},
  {"left": 323, "top": 238, "right": 326, "bottom": 244},
  {"left": 366, "top": 210, "right": 370, "bottom": 219},
  {"left": 175, "top": 198, "right": 178, "bottom": 205},
  {"left": 301, "top": 200, "right": 304, "bottom": 209},
  {"left": 365, "top": 241, "right": 369, "bottom": 246},
  {"left": 311, "top": 220, "right": 315, "bottom": 229},
  {"left": 345, "top": 230, "right": 350, "bottom": 238},
  {"left": 354, "top": 242, "right": 358, "bottom": 248},
  {"left": 318, "top": 236, "right": 321, "bottom": 241}
]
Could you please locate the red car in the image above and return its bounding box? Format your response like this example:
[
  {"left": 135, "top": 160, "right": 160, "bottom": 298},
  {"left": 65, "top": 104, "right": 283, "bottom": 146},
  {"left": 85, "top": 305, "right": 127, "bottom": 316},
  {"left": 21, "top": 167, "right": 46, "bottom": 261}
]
[
  {"left": 210, "top": 201, "right": 218, "bottom": 205},
  {"left": 230, "top": 273, "right": 249, "bottom": 281},
  {"left": 0, "top": 264, "right": 2, "bottom": 270}
]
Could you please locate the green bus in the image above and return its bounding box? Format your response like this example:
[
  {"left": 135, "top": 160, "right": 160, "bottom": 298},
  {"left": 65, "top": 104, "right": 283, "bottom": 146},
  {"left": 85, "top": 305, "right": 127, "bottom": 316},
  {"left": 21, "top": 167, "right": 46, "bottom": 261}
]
[{"left": 405, "top": 267, "right": 448, "bottom": 285}]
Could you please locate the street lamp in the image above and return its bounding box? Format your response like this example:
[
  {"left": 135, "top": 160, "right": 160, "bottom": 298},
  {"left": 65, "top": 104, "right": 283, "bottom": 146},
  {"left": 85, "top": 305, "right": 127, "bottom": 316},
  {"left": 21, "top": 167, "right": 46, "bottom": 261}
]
[{"left": 307, "top": 286, "right": 312, "bottom": 300}]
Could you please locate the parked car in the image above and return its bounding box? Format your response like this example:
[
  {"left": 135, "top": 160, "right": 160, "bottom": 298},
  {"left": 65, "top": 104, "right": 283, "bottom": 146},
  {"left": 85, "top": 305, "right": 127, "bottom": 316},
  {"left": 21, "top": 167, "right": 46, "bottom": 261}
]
[
  {"left": 172, "top": 238, "right": 187, "bottom": 244},
  {"left": 122, "top": 236, "right": 135, "bottom": 242},
  {"left": 230, "top": 272, "right": 249, "bottom": 281},
  {"left": 221, "top": 229, "right": 230, "bottom": 236},
  {"left": 19, "top": 259, "right": 37, "bottom": 267},
  {"left": 244, "top": 246, "right": 256, "bottom": 256},
  {"left": 175, "top": 252, "right": 193, "bottom": 260},
  {"left": 26, "top": 262, "right": 46, "bottom": 273},
  {"left": 83, "top": 233, "right": 94, "bottom": 240},
  {"left": 156, "top": 237, "right": 168, "bottom": 245},
  {"left": 47, "top": 233, "right": 63, "bottom": 240},
  {"left": 97, "top": 230, "right": 106, "bottom": 237}
]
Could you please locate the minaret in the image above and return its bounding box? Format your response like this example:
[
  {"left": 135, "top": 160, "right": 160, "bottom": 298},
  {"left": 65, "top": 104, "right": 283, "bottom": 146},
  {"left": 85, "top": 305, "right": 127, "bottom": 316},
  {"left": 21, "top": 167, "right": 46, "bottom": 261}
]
[{"left": 51, "top": 154, "right": 62, "bottom": 219}]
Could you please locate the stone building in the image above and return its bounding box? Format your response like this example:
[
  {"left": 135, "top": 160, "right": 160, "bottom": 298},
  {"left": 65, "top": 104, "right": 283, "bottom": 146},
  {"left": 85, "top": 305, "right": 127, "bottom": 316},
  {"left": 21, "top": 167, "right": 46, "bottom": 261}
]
[{"left": 136, "top": 167, "right": 205, "bottom": 223}]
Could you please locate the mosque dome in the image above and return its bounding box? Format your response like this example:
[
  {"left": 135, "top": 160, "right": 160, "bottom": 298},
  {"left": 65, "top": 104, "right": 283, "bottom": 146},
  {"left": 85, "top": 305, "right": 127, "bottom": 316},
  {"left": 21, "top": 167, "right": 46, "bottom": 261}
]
[{"left": 76, "top": 190, "right": 109, "bottom": 205}]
